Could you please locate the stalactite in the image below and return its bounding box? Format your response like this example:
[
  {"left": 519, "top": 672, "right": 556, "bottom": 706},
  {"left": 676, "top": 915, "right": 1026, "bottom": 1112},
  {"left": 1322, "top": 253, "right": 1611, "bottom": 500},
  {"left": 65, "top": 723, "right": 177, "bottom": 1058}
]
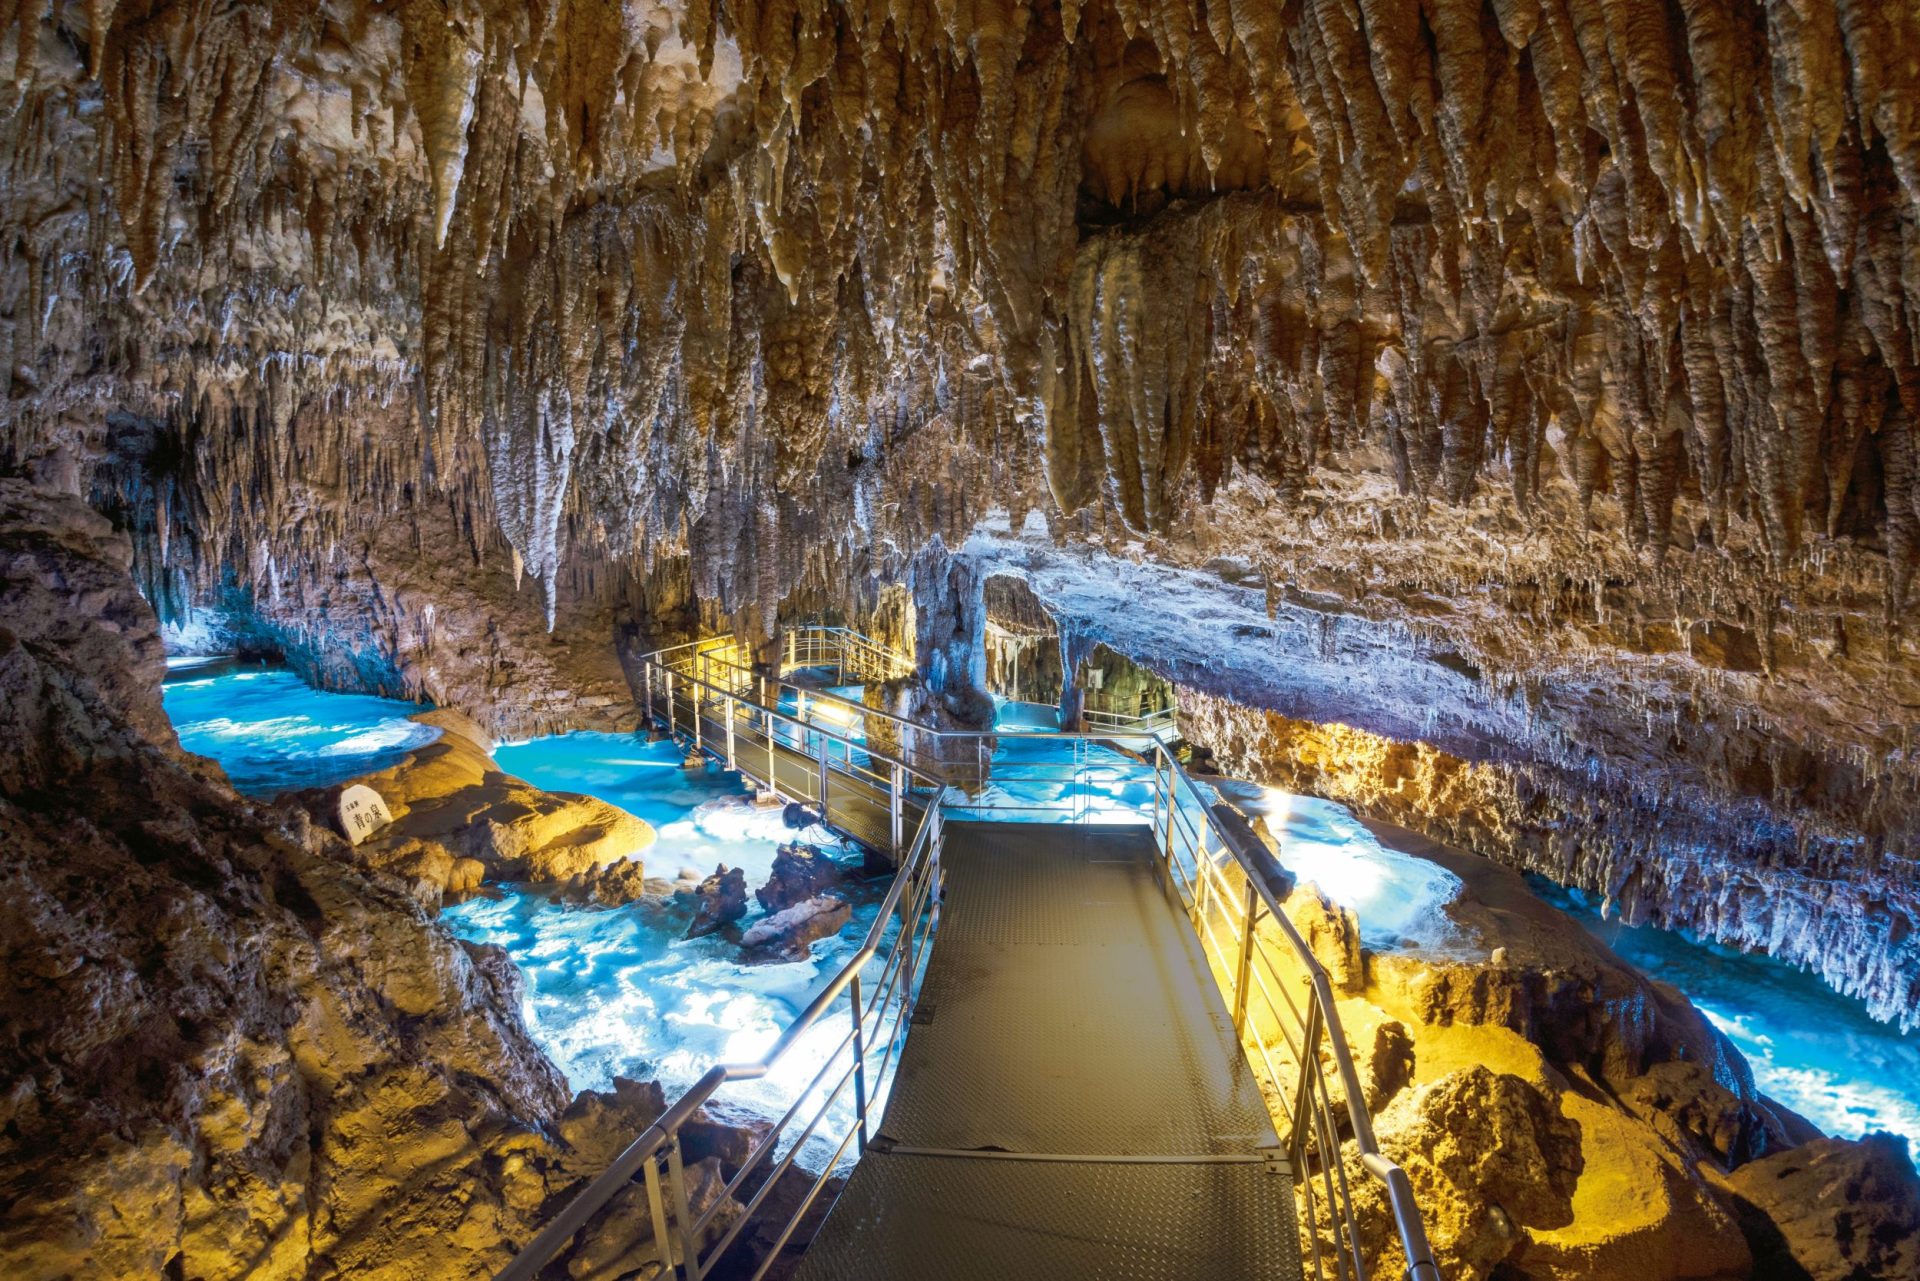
[{"left": 0, "top": 1, "right": 1914, "bottom": 1008}]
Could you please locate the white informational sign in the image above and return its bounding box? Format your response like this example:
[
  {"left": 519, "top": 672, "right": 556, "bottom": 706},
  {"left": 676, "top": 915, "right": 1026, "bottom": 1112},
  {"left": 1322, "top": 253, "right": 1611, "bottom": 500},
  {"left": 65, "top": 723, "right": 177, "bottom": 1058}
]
[{"left": 336, "top": 784, "right": 393, "bottom": 846}]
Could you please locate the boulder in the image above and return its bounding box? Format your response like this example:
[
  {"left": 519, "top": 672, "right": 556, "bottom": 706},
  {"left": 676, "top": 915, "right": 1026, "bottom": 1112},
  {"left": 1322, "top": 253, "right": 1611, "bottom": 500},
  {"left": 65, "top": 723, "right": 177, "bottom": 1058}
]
[
  {"left": 686, "top": 866, "right": 749, "bottom": 939},
  {"left": 1348, "top": 1066, "right": 1583, "bottom": 1281},
  {"left": 562, "top": 858, "right": 652, "bottom": 907},
  {"left": 1283, "top": 882, "right": 1367, "bottom": 994},
  {"left": 563, "top": 1156, "right": 737, "bottom": 1281},
  {"left": 298, "top": 716, "right": 655, "bottom": 901},
  {"left": 1358, "top": 1019, "right": 1416, "bottom": 1112},
  {"left": 1517, "top": 1084, "right": 1753, "bottom": 1281},
  {"left": 555, "top": 1077, "right": 669, "bottom": 1174},
  {"left": 741, "top": 895, "right": 854, "bottom": 961},
  {"left": 757, "top": 843, "right": 845, "bottom": 914},
  {"left": 1725, "top": 1133, "right": 1920, "bottom": 1281}
]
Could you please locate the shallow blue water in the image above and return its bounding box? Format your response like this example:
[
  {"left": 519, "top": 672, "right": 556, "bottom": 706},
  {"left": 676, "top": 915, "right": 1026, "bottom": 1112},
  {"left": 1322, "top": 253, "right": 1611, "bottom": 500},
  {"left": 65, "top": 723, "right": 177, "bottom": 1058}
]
[
  {"left": 1529, "top": 876, "right": 1920, "bottom": 1143},
  {"left": 447, "top": 732, "right": 891, "bottom": 1132},
  {"left": 162, "top": 682, "right": 884, "bottom": 1114},
  {"left": 158, "top": 669, "right": 1920, "bottom": 1146},
  {"left": 162, "top": 668, "right": 438, "bottom": 795},
  {"left": 1214, "top": 783, "right": 1467, "bottom": 954}
]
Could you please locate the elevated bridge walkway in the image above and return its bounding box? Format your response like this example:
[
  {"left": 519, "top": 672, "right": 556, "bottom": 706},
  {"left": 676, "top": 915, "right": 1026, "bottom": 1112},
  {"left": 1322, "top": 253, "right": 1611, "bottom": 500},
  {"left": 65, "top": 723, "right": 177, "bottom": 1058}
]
[{"left": 499, "top": 630, "right": 1438, "bottom": 1281}]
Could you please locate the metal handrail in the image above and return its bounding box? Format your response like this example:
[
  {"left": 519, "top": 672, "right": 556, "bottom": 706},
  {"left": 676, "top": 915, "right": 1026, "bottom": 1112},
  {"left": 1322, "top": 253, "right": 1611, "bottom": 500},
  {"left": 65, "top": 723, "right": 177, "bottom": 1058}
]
[
  {"left": 781, "top": 626, "right": 914, "bottom": 684},
  {"left": 499, "top": 631, "right": 1439, "bottom": 1281},
  {"left": 496, "top": 797, "right": 947, "bottom": 1281},
  {"left": 1082, "top": 703, "right": 1180, "bottom": 738},
  {"left": 1149, "top": 755, "right": 1442, "bottom": 1281}
]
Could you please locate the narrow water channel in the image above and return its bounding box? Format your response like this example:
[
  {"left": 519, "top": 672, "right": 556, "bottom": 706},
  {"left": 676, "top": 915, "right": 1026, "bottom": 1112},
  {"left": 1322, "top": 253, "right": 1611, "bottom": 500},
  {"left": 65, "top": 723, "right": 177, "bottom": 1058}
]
[{"left": 161, "top": 664, "right": 1920, "bottom": 1147}]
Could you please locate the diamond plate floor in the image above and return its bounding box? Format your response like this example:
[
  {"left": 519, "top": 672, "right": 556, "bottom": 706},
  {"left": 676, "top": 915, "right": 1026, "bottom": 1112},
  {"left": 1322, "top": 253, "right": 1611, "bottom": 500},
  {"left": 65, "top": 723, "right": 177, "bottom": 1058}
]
[{"left": 794, "top": 823, "right": 1301, "bottom": 1280}]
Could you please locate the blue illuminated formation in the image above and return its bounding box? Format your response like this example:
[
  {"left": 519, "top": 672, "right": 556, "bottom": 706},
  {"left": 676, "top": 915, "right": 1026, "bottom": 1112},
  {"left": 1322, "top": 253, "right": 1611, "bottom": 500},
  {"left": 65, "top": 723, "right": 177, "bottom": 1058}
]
[
  {"left": 1531, "top": 876, "right": 1920, "bottom": 1143},
  {"left": 162, "top": 668, "right": 439, "bottom": 796}
]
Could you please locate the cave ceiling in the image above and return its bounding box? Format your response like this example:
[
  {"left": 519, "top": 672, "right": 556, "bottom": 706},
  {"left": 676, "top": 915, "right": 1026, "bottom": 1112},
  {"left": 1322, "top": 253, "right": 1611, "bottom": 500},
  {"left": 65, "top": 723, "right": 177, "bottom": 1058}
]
[{"left": 0, "top": 0, "right": 1916, "bottom": 813}]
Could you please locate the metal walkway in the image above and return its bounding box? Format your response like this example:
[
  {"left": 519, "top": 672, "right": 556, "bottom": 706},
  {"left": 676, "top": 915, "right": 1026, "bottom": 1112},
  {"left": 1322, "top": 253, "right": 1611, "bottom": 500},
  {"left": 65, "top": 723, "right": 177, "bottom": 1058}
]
[
  {"left": 795, "top": 822, "right": 1299, "bottom": 1280},
  {"left": 498, "top": 630, "right": 1439, "bottom": 1281}
]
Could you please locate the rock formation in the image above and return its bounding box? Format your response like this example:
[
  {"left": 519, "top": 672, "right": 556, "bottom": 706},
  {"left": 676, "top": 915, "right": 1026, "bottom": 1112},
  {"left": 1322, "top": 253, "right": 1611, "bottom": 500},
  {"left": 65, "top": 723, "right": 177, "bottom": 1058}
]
[
  {"left": 685, "top": 864, "right": 750, "bottom": 939},
  {"left": 301, "top": 707, "right": 655, "bottom": 902},
  {"left": 0, "top": 480, "right": 569, "bottom": 1277},
  {"left": 740, "top": 894, "right": 855, "bottom": 962},
  {"left": 1725, "top": 1132, "right": 1920, "bottom": 1281},
  {"left": 1264, "top": 817, "right": 1866, "bottom": 1281}
]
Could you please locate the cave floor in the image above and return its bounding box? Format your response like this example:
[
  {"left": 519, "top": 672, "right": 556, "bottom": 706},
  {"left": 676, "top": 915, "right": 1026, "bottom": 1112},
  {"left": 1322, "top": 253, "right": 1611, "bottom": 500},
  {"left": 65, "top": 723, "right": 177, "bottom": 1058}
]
[{"left": 794, "top": 822, "right": 1300, "bottom": 1280}]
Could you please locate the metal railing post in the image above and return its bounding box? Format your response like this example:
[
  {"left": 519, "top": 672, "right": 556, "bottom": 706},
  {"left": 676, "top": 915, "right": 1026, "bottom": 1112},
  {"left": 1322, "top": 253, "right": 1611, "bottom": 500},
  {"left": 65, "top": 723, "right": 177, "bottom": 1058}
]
[
  {"left": 818, "top": 732, "right": 830, "bottom": 810},
  {"left": 724, "top": 695, "right": 736, "bottom": 772},
  {"left": 666, "top": 1136, "right": 700, "bottom": 1281},
  {"left": 1234, "top": 879, "right": 1257, "bottom": 1035},
  {"left": 666, "top": 670, "right": 676, "bottom": 739},
  {"left": 890, "top": 762, "right": 904, "bottom": 856},
  {"left": 643, "top": 1153, "right": 674, "bottom": 1272},
  {"left": 1288, "top": 998, "right": 1322, "bottom": 1169},
  {"left": 850, "top": 973, "right": 869, "bottom": 1154},
  {"left": 643, "top": 662, "right": 654, "bottom": 728}
]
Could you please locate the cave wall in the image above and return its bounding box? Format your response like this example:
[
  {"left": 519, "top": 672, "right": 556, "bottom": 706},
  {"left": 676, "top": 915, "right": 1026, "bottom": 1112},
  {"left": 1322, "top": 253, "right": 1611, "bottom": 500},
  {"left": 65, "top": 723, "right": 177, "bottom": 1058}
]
[{"left": 0, "top": 480, "right": 574, "bottom": 1277}]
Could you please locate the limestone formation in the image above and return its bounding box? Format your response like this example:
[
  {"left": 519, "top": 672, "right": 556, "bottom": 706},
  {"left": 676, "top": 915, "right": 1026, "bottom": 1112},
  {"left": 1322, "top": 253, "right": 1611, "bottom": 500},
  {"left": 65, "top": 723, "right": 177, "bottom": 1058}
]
[
  {"left": 756, "top": 841, "right": 846, "bottom": 914},
  {"left": 686, "top": 864, "right": 750, "bottom": 939},
  {"left": 1248, "top": 810, "right": 1881, "bottom": 1281},
  {"left": 1724, "top": 1132, "right": 1920, "bottom": 1281},
  {"left": 0, "top": 481, "right": 574, "bottom": 1278},
  {"left": 740, "top": 894, "right": 855, "bottom": 961},
  {"left": 302, "top": 709, "right": 655, "bottom": 901}
]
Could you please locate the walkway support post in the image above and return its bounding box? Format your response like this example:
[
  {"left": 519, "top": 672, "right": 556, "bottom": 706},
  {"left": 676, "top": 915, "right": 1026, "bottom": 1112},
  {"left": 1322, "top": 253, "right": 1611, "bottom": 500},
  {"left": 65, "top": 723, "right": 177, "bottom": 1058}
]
[
  {"left": 666, "top": 670, "right": 676, "bottom": 739},
  {"left": 724, "top": 696, "right": 736, "bottom": 772},
  {"left": 642, "top": 663, "right": 653, "bottom": 728},
  {"left": 818, "top": 732, "right": 831, "bottom": 810}
]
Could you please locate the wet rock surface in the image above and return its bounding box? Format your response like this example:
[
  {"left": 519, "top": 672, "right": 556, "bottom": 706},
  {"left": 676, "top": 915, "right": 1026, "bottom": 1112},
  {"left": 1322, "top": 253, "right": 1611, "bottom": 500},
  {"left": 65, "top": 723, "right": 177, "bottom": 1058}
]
[
  {"left": 756, "top": 842, "right": 845, "bottom": 914},
  {"left": 685, "top": 865, "right": 750, "bottom": 939},
  {"left": 740, "top": 895, "right": 855, "bottom": 963}
]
